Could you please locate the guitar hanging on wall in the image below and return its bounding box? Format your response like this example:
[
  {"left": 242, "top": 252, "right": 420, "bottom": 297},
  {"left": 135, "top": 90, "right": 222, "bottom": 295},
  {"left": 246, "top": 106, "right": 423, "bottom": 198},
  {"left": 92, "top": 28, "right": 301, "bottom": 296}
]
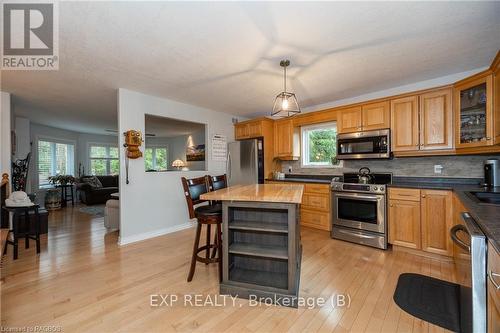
[{"left": 123, "top": 130, "right": 143, "bottom": 184}]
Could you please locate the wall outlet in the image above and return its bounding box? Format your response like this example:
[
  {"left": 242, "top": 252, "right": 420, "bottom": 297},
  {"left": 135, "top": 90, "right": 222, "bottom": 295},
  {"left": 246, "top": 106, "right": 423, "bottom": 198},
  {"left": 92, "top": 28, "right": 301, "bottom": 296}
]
[
  {"left": 288, "top": 165, "right": 292, "bottom": 173},
  {"left": 434, "top": 165, "right": 443, "bottom": 174}
]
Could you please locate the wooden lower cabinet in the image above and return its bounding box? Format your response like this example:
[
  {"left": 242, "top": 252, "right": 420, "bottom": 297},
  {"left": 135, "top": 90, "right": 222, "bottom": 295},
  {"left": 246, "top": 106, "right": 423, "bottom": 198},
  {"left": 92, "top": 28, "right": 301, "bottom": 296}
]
[
  {"left": 488, "top": 241, "right": 500, "bottom": 333},
  {"left": 265, "top": 181, "right": 331, "bottom": 231},
  {"left": 388, "top": 199, "right": 421, "bottom": 249},
  {"left": 301, "top": 208, "right": 330, "bottom": 231},
  {"left": 388, "top": 188, "right": 453, "bottom": 256},
  {"left": 420, "top": 190, "right": 453, "bottom": 256},
  {"left": 452, "top": 194, "right": 471, "bottom": 260}
]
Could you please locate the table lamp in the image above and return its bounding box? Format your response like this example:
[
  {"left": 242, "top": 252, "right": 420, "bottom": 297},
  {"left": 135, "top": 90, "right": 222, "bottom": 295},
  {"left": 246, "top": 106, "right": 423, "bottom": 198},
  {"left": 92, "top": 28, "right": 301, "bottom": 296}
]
[{"left": 172, "top": 159, "right": 185, "bottom": 170}]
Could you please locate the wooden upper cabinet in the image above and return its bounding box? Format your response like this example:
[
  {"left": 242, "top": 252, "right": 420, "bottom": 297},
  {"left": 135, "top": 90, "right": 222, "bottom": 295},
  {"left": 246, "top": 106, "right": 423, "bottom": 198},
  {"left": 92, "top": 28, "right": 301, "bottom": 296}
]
[
  {"left": 419, "top": 89, "right": 453, "bottom": 150},
  {"left": 274, "top": 119, "right": 300, "bottom": 160},
  {"left": 234, "top": 119, "right": 266, "bottom": 140},
  {"left": 247, "top": 121, "right": 262, "bottom": 138},
  {"left": 454, "top": 73, "right": 494, "bottom": 148},
  {"left": 391, "top": 96, "right": 419, "bottom": 152},
  {"left": 388, "top": 198, "right": 421, "bottom": 249},
  {"left": 337, "top": 107, "right": 362, "bottom": 133},
  {"left": 362, "top": 101, "right": 390, "bottom": 131},
  {"left": 235, "top": 123, "right": 248, "bottom": 139},
  {"left": 420, "top": 190, "right": 453, "bottom": 256},
  {"left": 493, "top": 54, "right": 500, "bottom": 145}
]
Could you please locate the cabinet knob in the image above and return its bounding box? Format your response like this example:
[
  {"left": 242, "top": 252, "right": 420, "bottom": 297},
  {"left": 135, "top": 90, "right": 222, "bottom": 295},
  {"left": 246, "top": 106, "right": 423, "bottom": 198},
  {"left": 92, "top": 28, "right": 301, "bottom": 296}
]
[
  {"left": 487, "top": 137, "right": 492, "bottom": 140},
  {"left": 390, "top": 204, "right": 393, "bottom": 207},
  {"left": 416, "top": 144, "right": 419, "bottom": 147},
  {"left": 422, "top": 195, "right": 426, "bottom": 198},
  {"left": 420, "top": 144, "right": 424, "bottom": 147}
]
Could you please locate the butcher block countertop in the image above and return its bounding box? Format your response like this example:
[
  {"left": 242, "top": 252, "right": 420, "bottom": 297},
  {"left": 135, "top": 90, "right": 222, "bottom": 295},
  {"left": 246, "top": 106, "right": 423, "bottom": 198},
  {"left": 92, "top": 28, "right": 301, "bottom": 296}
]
[{"left": 200, "top": 184, "right": 304, "bottom": 204}]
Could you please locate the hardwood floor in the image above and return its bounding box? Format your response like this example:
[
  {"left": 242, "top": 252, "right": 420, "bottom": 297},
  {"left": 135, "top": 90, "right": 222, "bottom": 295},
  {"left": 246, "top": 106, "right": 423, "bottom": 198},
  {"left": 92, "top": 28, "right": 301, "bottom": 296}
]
[{"left": 1, "top": 205, "right": 460, "bottom": 332}]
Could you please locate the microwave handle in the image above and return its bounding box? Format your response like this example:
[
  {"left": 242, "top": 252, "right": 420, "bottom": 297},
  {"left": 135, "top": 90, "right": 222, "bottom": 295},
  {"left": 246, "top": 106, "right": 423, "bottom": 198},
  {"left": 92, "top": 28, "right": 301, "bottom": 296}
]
[{"left": 450, "top": 224, "right": 470, "bottom": 253}]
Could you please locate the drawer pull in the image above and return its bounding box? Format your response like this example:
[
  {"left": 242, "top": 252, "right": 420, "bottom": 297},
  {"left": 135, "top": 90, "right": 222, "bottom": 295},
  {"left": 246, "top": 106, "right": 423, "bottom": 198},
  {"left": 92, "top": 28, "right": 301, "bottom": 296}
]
[{"left": 489, "top": 271, "right": 500, "bottom": 290}]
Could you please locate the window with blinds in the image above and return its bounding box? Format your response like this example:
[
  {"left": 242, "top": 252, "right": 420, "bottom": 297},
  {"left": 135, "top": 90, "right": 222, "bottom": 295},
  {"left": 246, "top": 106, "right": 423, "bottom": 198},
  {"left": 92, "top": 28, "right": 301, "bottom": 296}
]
[
  {"left": 89, "top": 145, "right": 119, "bottom": 175},
  {"left": 144, "top": 147, "right": 168, "bottom": 171},
  {"left": 38, "top": 140, "right": 75, "bottom": 187}
]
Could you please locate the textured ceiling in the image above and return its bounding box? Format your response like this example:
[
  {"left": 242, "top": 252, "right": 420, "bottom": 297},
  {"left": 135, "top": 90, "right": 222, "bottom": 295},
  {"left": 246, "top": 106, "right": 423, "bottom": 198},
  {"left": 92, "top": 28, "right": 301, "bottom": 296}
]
[{"left": 2, "top": 1, "right": 500, "bottom": 134}]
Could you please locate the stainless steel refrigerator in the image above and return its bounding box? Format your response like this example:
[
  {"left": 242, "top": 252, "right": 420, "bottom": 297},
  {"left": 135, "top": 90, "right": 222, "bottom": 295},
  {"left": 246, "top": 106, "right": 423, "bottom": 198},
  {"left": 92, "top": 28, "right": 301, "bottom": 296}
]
[{"left": 227, "top": 138, "right": 264, "bottom": 186}]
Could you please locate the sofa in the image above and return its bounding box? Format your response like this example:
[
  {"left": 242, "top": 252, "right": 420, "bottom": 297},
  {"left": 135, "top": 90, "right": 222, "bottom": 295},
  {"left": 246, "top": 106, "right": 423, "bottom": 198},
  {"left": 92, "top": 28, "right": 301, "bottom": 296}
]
[{"left": 76, "top": 175, "right": 119, "bottom": 205}]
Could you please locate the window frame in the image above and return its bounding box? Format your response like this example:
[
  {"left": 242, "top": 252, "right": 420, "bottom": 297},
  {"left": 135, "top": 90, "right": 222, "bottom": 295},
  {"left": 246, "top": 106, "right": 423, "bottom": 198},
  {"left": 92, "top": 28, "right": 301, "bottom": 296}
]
[
  {"left": 36, "top": 136, "right": 77, "bottom": 189},
  {"left": 88, "top": 143, "right": 119, "bottom": 176},
  {"left": 144, "top": 146, "right": 168, "bottom": 171},
  {"left": 300, "top": 122, "right": 343, "bottom": 169}
]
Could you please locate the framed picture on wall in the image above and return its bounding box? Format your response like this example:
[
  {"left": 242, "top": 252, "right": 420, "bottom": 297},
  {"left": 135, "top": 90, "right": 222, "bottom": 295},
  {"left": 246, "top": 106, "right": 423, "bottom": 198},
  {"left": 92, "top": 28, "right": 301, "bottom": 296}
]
[{"left": 186, "top": 144, "right": 205, "bottom": 161}]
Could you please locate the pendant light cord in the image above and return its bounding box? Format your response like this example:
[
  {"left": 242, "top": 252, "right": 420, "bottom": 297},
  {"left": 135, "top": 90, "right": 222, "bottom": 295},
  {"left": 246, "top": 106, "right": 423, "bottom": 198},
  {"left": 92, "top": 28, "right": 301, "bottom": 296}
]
[{"left": 283, "top": 65, "right": 287, "bottom": 93}]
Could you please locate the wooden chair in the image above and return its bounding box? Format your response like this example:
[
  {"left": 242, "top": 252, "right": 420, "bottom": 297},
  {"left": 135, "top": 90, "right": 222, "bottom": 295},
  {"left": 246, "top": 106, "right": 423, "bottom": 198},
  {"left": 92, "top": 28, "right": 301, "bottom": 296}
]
[
  {"left": 208, "top": 174, "right": 228, "bottom": 192},
  {"left": 181, "top": 176, "right": 222, "bottom": 282}
]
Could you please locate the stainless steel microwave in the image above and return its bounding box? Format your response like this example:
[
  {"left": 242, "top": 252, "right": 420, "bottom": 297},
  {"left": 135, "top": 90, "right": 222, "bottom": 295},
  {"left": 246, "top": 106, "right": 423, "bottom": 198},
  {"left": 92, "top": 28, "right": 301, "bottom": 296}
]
[{"left": 337, "top": 129, "right": 390, "bottom": 159}]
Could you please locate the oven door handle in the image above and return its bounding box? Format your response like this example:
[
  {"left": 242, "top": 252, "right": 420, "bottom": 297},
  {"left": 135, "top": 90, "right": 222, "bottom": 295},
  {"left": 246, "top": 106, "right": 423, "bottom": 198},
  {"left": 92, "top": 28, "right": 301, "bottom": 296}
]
[
  {"left": 334, "top": 193, "right": 382, "bottom": 201},
  {"left": 450, "top": 224, "right": 470, "bottom": 253}
]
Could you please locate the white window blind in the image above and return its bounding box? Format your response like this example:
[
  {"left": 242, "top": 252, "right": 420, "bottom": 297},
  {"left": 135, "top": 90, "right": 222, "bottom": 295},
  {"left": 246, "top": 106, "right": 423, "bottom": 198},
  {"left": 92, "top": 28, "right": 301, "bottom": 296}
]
[
  {"left": 89, "top": 145, "right": 119, "bottom": 175},
  {"left": 38, "top": 140, "right": 75, "bottom": 187}
]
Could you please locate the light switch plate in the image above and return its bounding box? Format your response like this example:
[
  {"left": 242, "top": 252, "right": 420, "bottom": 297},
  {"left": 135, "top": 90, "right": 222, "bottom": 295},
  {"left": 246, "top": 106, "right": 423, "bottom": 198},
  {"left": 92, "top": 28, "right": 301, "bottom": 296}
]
[{"left": 434, "top": 165, "right": 443, "bottom": 174}]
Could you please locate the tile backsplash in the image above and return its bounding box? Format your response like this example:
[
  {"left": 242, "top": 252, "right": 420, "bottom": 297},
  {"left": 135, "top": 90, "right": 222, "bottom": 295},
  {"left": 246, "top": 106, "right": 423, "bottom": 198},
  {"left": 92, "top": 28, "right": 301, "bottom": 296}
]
[{"left": 281, "top": 155, "right": 500, "bottom": 179}]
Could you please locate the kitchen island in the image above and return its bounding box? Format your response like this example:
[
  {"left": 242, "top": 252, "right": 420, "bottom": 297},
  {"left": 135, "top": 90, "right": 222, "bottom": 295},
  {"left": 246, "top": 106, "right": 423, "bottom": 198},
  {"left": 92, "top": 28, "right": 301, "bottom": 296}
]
[{"left": 200, "top": 184, "right": 304, "bottom": 307}]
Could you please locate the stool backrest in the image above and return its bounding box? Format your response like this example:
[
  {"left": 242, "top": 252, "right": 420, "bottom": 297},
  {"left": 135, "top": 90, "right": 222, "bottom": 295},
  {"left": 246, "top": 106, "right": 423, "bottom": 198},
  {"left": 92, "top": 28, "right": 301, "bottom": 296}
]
[
  {"left": 209, "top": 174, "right": 228, "bottom": 191},
  {"left": 181, "top": 176, "right": 210, "bottom": 219}
]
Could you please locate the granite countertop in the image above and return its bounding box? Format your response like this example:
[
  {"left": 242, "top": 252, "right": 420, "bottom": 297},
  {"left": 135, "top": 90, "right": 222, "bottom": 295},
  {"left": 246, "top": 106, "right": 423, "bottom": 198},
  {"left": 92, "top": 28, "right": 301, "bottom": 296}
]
[
  {"left": 390, "top": 177, "right": 500, "bottom": 252},
  {"left": 266, "top": 174, "right": 500, "bottom": 251}
]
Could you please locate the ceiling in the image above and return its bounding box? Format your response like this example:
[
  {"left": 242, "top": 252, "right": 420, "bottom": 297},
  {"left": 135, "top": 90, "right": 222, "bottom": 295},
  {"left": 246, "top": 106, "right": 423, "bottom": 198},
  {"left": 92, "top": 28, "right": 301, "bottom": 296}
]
[
  {"left": 2, "top": 1, "right": 500, "bottom": 135},
  {"left": 145, "top": 114, "right": 205, "bottom": 138}
]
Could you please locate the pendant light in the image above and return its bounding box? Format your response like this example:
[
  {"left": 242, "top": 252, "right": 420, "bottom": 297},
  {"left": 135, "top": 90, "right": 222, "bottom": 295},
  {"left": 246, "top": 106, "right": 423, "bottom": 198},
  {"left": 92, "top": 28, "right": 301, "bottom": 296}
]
[{"left": 271, "top": 59, "right": 301, "bottom": 117}]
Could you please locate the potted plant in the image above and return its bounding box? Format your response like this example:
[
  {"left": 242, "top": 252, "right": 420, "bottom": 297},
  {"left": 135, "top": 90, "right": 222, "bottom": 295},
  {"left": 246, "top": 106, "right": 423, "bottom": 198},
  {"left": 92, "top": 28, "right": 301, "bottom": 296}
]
[
  {"left": 48, "top": 175, "right": 76, "bottom": 186},
  {"left": 45, "top": 175, "right": 76, "bottom": 210}
]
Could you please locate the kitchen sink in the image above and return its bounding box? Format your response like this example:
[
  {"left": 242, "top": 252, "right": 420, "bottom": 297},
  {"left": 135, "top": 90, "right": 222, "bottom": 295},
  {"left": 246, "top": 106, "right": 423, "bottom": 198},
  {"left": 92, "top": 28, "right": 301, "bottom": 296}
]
[{"left": 467, "top": 191, "right": 500, "bottom": 205}]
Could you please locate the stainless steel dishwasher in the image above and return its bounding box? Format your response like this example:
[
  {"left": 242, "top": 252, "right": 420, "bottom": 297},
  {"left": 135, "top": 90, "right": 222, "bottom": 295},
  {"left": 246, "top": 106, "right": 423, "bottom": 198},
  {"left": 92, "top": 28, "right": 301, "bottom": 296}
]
[{"left": 450, "top": 212, "right": 487, "bottom": 333}]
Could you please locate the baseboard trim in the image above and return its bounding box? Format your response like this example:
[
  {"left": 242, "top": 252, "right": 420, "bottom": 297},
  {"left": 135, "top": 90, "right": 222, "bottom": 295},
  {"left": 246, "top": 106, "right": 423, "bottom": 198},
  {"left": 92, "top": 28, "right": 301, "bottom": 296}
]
[{"left": 118, "top": 222, "right": 194, "bottom": 246}]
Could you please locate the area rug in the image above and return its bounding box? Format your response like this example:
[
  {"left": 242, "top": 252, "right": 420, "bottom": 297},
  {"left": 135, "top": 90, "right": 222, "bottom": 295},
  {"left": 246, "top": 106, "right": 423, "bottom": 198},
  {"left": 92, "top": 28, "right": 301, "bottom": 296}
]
[{"left": 79, "top": 205, "right": 105, "bottom": 217}]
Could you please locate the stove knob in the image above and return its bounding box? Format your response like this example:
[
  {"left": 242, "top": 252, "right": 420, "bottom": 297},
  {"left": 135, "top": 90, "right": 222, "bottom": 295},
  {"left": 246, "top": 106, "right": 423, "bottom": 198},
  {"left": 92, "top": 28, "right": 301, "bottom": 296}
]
[
  {"left": 380, "top": 187, "right": 385, "bottom": 192},
  {"left": 373, "top": 186, "right": 378, "bottom": 191}
]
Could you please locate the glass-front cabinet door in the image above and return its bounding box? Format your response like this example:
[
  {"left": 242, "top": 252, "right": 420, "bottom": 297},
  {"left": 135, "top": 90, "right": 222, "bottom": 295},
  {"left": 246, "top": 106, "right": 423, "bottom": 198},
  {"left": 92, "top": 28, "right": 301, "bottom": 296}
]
[{"left": 455, "top": 74, "right": 493, "bottom": 148}]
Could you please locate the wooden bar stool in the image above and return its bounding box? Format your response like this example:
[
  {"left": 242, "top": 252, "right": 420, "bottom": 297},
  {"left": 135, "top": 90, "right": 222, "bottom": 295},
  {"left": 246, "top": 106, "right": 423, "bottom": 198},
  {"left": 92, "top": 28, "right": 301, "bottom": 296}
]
[
  {"left": 181, "top": 176, "right": 222, "bottom": 282},
  {"left": 208, "top": 174, "right": 228, "bottom": 192}
]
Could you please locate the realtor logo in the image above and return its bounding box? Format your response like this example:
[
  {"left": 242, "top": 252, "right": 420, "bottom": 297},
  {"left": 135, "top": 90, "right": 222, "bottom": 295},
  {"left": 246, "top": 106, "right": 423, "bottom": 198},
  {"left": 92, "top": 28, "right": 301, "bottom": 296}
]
[{"left": 2, "top": 1, "right": 59, "bottom": 70}]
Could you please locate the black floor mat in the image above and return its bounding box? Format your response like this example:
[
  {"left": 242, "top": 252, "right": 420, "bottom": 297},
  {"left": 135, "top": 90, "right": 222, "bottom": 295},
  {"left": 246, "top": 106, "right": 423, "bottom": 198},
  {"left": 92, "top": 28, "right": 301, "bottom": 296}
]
[{"left": 393, "top": 273, "right": 470, "bottom": 333}]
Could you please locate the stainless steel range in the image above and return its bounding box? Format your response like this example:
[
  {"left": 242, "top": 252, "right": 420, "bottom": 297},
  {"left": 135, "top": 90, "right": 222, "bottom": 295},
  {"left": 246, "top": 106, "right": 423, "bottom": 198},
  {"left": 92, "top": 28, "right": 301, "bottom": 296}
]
[{"left": 331, "top": 169, "right": 392, "bottom": 249}]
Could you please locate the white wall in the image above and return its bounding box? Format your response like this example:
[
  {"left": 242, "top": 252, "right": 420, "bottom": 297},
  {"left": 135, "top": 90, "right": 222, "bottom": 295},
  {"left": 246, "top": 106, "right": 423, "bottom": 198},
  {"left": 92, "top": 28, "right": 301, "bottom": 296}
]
[
  {"left": 0, "top": 92, "right": 11, "bottom": 177},
  {"left": 117, "top": 89, "right": 238, "bottom": 245},
  {"left": 14, "top": 117, "right": 30, "bottom": 160}
]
